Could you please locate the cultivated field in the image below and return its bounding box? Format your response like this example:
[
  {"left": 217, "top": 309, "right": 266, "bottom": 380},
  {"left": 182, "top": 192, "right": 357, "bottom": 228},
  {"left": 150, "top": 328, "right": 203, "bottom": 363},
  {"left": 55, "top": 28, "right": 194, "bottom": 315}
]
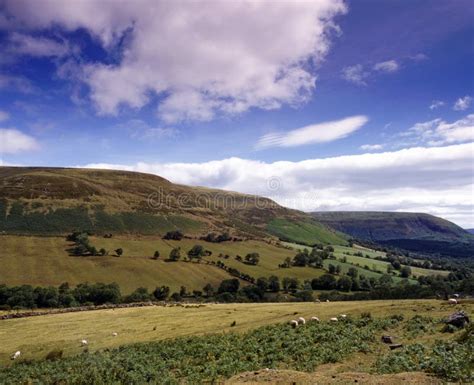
[{"left": 0, "top": 299, "right": 471, "bottom": 367}]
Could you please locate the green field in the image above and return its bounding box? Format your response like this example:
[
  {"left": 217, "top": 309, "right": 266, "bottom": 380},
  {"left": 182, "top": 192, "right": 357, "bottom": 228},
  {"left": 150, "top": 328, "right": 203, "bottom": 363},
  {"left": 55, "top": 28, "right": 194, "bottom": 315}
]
[
  {"left": 267, "top": 218, "right": 347, "bottom": 245},
  {"left": 1, "top": 299, "right": 471, "bottom": 367}
]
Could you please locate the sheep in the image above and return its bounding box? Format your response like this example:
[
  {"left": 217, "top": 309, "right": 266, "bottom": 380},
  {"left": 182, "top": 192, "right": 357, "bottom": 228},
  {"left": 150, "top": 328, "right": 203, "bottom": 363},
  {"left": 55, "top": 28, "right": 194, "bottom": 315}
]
[
  {"left": 310, "top": 316, "right": 320, "bottom": 322},
  {"left": 289, "top": 320, "right": 298, "bottom": 328},
  {"left": 330, "top": 317, "right": 338, "bottom": 322},
  {"left": 448, "top": 298, "right": 458, "bottom": 305},
  {"left": 340, "top": 314, "right": 347, "bottom": 319},
  {"left": 81, "top": 339, "right": 88, "bottom": 346},
  {"left": 326, "top": 299, "right": 330, "bottom": 303},
  {"left": 11, "top": 351, "right": 21, "bottom": 360},
  {"left": 112, "top": 332, "right": 118, "bottom": 337},
  {"left": 297, "top": 317, "right": 306, "bottom": 325}
]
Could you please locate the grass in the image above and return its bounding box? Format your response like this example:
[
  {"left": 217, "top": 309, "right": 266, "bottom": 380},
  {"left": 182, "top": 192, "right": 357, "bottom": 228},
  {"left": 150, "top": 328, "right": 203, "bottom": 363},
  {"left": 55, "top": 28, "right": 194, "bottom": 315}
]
[
  {"left": 267, "top": 218, "right": 347, "bottom": 246},
  {"left": 0, "top": 299, "right": 471, "bottom": 368}
]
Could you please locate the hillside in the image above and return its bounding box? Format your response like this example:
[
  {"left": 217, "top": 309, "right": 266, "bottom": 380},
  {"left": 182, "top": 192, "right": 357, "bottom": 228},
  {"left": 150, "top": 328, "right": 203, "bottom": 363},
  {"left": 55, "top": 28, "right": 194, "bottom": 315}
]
[
  {"left": 312, "top": 211, "right": 474, "bottom": 257},
  {"left": 0, "top": 167, "right": 345, "bottom": 245}
]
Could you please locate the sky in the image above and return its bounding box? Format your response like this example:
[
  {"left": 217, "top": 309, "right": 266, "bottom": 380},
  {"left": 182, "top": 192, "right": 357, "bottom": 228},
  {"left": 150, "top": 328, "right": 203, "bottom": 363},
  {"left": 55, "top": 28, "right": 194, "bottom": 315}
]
[{"left": 0, "top": 0, "right": 473, "bottom": 227}]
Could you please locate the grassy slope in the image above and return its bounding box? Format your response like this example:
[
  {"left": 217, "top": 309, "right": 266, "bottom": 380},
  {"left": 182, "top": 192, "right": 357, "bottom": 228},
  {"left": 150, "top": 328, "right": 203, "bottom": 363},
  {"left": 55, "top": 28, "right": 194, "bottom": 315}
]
[
  {"left": 0, "top": 299, "right": 471, "bottom": 366},
  {"left": 1, "top": 235, "right": 327, "bottom": 292},
  {"left": 0, "top": 167, "right": 345, "bottom": 246}
]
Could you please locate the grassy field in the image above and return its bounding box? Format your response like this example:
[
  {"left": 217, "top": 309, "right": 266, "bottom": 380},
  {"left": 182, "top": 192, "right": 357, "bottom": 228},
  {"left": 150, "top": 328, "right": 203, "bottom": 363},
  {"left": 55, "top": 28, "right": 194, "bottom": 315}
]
[
  {"left": 1, "top": 235, "right": 325, "bottom": 293},
  {"left": 1, "top": 299, "right": 471, "bottom": 367}
]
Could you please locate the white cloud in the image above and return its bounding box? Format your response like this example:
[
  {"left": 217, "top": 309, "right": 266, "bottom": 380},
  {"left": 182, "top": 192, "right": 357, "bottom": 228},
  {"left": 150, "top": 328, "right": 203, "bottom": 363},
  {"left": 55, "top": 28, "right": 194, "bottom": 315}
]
[
  {"left": 408, "top": 114, "right": 474, "bottom": 146},
  {"left": 256, "top": 115, "right": 368, "bottom": 149},
  {"left": 453, "top": 96, "right": 472, "bottom": 111},
  {"left": 0, "top": 74, "right": 34, "bottom": 93},
  {"left": 8, "top": 33, "right": 70, "bottom": 57},
  {"left": 82, "top": 142, "right": 474, "bottom": 227},
  {"left": 373, "top": 60, "right": 399, "bottom": 73},
  {"left": 4, "top": 0, "right": 347, "bottom": 122},
  {"left": 115, "top": 119, "right": 179, "bottom": 140},
  {"left": 341, "top": 64, "right": 368, "bottom": 85},
  {"left": 0, "top": 110, "right": 10, "bottom": 122},
  {"left": 429, "top": 100, "right": 444, "bottom": 110},
  {"left": 0, "top": 128, "right": 39, "bottom": 153},
  {"left": 359, "top": 144, "right": 383, "bottom": 151}
]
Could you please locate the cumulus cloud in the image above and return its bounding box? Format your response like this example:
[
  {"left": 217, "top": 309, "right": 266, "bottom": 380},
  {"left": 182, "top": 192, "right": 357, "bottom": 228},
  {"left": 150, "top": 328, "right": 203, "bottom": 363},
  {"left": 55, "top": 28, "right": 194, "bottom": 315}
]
[
  {"left": 407, "top": 114, "right": 474, "bottom": 146},
  {"left": 453, "top": 96, "right": 472, "bottom": 111},
  {"left": 429, "top": 100, "right": 444, "bottom": 110},
  {"left": 359, "top": 144, "right": 383, "bottom": 151},
  {"left": 341, "top": 64, "right": 368, "bottom": 85},
  {"left": 0, "top": 110, "right": 10, "bottom": 122},
  {"left": 373, "top": 60, "right": 399, "bottom": 73},
  {"left": 342, "top": 59, "right": 399, "bottom": 85},
  {"left": 256, "top": 115, "right": 368, "bottom": 149},
  {"left": 4, "top": 0, "right": 347, "bottom": 122},
  {"left": 0, "top": 128, "right": 39, "bottom": 153},
  {"left": 8, "top": 33, "right": 71, "bottom": 57},
  {"left": 82, "top": 142, "right": 474, "bottom": 227}
]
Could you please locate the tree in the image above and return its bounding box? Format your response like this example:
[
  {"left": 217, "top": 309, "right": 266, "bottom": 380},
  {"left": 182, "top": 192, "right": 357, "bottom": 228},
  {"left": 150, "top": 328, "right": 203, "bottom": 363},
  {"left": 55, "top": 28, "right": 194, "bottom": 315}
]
[
  {"left": 218, "top": 278, "right": 240, "bottom": 293},
  {"left": 328, "top": 264, "right": 336, "bottom": 274},
  {"left": 169, "top": 247, "right": 181, "bottom": 261},
  {"left": 292, "top": 251, "right": 308, "bottom": 267},
  {"left": 99, "top": 248, "right": 107, "bottom": 256},
  {"left": 256, "top": 277, "right": 269, "bottom": 291},
  {"left": 335, "top": 265, "right": 341, "bottom": 274},
  {"left": 337, "top": 276, "right": 353, "bottom": 292},
  {"left": 391, "top": 260, "right": 401, "bottom": 270},
  {"left": 153, "top": 286, "right": 170, "bottom": 300},
  {"left": 125, "top": 287, "right": 151, "bottom": 302},
  {"left": 188, "top": 245, "right": 205, "bottom": 260},
  {"left": 268, "top": 275, "right": 280, "bottom": 292},
  {"left": 400, "top": 266, "right": 412, "bottom": 278},
  {"left": 311, "top": 274, "right": 337, "bottom": 290},
  {"left": 179, "top": 286, "right": 187, "bottom": 297},
  {"left": 282, "top": 277, "right": 299, "bottom": 292},
  {"left": 115, "top": 248, "right": 123, "bottom": 257},
  {"left": 244, "top": 252, "right": 260, "bottom": 265},
  {"left": 387, "top": 264, "right": 394, "bottom": 274},
  {"left": 203, "top": 283, "right": 214, "bottom": 297},
  {"left": 153, "top": 250, "right": 160, "bottom": 260},
  {"left": 163, "top": 230, "right": 184, "bottom": 240},
  {"left": 347, "top": 267, "right": 358, "bottom": 279}
]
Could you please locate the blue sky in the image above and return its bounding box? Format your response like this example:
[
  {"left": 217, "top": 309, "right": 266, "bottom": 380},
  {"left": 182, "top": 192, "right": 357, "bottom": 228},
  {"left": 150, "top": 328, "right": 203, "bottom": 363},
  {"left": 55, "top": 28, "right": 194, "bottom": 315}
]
[{"left": 0, "top": 0, "right": 473, "bottom": 226}]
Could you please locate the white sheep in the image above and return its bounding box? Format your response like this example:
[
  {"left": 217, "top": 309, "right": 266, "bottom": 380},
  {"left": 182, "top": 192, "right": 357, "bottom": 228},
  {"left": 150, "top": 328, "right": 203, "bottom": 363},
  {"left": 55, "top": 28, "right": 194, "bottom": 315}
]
[
  {"left": 112, "top": 332, "right": 118, "bottom": 337},
  {"left": 310, "top": 316, "right": 320, "bottom": 322},
  {"left": 11, "top": 351, "right": 21, "bottom": 360},
  {"left": 297, "top": 317, "right": 306, "bottom": 325},
  {"left": 326, "top": 299, "right": 330, "bottom": 303},
  {"left": 340, "top": 314, "right": 347, "bottom": 319},
  {"left": 289, "top": 320, "right": 298, "bottom": 328},
  {"left": 81, "top": 339, "right": 88, "bottom": 346},
  {"left": 448, "top": 298, "right": 458, "bottom": 304},
  {"left": 330, "top": 317, "right": 338, "bottom": 322}
]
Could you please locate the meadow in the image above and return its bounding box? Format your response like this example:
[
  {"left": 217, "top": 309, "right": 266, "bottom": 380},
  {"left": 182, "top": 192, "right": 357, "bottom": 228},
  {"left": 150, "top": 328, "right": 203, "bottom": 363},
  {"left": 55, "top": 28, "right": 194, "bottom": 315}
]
[{"left": 0, "top": 299, "right": 472, "bottom": 383}]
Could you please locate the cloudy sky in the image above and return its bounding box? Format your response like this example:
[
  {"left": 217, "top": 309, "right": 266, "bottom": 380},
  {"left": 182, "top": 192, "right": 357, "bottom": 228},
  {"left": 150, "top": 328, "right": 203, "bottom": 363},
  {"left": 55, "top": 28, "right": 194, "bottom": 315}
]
[{"left": 0, "top": 0, "right": 473, "bottom": 227}]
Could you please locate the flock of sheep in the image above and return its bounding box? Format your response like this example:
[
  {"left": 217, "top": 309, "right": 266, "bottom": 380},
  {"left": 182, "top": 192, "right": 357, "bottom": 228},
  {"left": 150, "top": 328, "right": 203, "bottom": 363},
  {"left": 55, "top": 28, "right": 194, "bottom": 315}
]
[
  {"left": 10, "top": 332, "right": 119, "bottom": 361},
  {"left": 288, "top": 314, "right": 347, "bottom": 328}
]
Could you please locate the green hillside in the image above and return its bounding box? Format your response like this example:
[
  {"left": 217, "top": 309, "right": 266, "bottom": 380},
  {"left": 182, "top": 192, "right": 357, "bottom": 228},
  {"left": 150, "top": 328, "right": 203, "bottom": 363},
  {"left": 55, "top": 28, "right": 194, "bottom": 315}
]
[
  {"left": 0, "top": 167, "right": 346, "bottom": 246},
  {"left": 312, "top": 211, "right": 474, "bottom": 257}
]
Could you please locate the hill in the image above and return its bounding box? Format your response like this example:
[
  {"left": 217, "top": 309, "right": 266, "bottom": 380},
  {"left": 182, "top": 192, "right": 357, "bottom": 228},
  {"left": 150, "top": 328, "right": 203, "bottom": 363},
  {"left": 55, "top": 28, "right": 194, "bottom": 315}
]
[
  {"left": 466, "top": 229, "right": 474, "bottom": 235},
  {"left": 0, "top": 167, "right": 345, "bottom": 245},
  {"left": 312, "top": 211, "right": 474, "bottom": 257}
]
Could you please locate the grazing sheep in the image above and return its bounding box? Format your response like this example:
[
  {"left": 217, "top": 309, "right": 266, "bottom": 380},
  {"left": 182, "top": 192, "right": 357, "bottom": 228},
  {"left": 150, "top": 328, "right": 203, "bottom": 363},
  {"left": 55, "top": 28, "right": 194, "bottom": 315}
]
[
  {"left": 297, "top": 317, "right": 306, "bottom": 325},
  {"left": 340, "top": 314, "right": 347, "bottom": 319},
  {"left": 310, "top": 316, "right": 320, "bottom": 322},
  {"left": 448, "top": 298, "right": 458, "bottom": 305},
  {"left": 289, "top": 320, "right": 298, "bottom": 328},
  {"left": 326, "top": 299, "right": 330, "bottom": 303},
  {"left": 11, "top": 351, "right": 21, "bottom": 360},
  {"left": 112, "top": 332, "right": 118, "bottom": 337},
  {"left": 81, "top": 339, "right": 88, "bottom": 346},
  {"left": 330, "top": 317, "right": 338, "bottom": 322}
]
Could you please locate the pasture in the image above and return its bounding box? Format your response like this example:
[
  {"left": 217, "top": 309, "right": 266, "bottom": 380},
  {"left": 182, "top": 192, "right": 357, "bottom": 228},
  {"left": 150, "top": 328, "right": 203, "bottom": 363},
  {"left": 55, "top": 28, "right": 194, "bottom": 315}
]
[{"left": 0, "top": 299, "right": 472, "bottom": 384}]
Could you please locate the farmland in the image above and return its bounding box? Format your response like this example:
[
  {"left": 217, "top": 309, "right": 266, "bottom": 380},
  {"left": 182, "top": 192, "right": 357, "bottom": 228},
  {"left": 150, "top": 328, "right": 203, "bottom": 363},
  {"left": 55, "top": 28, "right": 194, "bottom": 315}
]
[{"left": 0, "top": 299, "right": 472, "bottom": 383}]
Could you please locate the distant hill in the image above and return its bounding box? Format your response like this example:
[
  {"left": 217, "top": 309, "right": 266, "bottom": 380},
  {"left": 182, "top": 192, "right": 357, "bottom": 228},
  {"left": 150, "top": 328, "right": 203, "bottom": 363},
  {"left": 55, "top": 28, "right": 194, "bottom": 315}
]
[
  {"left": 466, "top": 229, "right": 474, "bottom": 235},
  {"left": 311, "top": 211, "right": 474, "bottom": 258},
  {"left": 0, "top": 167, "right": 345, "bottom": 245}
]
